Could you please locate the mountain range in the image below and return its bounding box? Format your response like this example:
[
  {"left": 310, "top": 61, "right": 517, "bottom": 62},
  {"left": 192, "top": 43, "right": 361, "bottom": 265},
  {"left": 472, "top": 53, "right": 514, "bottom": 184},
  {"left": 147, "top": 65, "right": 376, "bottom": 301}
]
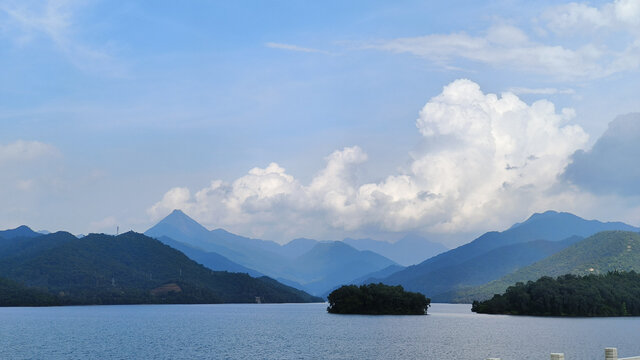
[
  {"left": 375, "top": 211, "right": 640, "bottom": 302},
  {"left": 0, "top": 230, "right": 320, "bottom": 305},
  {"left": 455, "top": 231, "right": 640, "bottom": 302},
  {"left": 4, "top": 208, "right": 640, "bottom": 305},
  {"left": 145, "top": 210, "right": 400, "bottom": 296}
]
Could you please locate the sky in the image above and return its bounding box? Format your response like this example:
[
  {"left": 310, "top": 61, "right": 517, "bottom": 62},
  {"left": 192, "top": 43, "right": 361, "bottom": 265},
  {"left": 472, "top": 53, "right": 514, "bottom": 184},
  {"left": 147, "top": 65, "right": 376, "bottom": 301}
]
[{"left": 1, "top": 0, "right": 640, "bottom": 246}]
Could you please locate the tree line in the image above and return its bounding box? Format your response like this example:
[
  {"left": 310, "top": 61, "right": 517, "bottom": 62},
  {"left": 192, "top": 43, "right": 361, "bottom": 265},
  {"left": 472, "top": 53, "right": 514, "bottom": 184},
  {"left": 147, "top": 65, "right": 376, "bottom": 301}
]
[{"left": 472, "top": 271, "right": 640, "bottom": 316}]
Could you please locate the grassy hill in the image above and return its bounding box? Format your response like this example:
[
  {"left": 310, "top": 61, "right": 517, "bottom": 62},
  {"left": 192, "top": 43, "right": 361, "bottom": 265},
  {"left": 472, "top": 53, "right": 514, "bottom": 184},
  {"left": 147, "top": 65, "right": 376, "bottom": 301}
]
[
  {"left": 457, "top": 231, "right": 640, "bottom": 302},
  {"left": 0, "top": 231, "right": 321, "bottom": 306}
]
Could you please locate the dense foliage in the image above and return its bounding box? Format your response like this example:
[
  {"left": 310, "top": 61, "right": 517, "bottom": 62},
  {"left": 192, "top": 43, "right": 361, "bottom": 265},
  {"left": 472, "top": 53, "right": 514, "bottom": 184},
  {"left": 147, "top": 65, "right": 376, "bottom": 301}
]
[
  {"left": 327, "top": 283, "right": 430, "bottom": 315},
  {"left": 472, "top": 271, "right": 640, "bottom": 316},
  {"left": 0, "top": 276, "right": 60, "bottom": 306},
  {"left": 0, "top": 231, "right": 322, "bottom": 306}
]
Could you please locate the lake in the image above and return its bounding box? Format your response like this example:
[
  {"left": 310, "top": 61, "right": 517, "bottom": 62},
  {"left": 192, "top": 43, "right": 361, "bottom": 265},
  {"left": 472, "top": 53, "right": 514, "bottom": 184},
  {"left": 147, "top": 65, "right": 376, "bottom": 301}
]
[{"left": 1, "top": 303, "right": 640, "bottom": 359}]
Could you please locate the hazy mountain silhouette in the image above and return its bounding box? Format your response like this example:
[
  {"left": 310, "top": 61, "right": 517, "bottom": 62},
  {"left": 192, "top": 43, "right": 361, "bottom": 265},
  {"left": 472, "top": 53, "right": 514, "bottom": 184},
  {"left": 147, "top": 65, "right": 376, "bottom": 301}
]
[
  {"left": 0, "top": 225, "right": 40, "bottom": 240},
  {"left": 344, "top": 235, "right": 448, "bottom": 266},
  {"left": 458, "top": 231, "right": 640, "bottom": 303},
  {"left": 378, "top": 211, "right": 639, "bottom": 300},
  {"left": 145, "top": 210, "right": 398, "bottom": 296},
  {"left": 156, "top": 235, "right": 263, "bottom": 277},
  {"left": 283, "top": 241, "right": 398, "bottom": 295}
]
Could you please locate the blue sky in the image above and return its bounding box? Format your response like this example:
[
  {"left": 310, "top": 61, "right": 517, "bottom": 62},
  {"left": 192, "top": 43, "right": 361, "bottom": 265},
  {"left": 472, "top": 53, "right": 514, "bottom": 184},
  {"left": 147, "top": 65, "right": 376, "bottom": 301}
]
[{"left": 1, "top": 0, "right": 640, "bottom": 245}]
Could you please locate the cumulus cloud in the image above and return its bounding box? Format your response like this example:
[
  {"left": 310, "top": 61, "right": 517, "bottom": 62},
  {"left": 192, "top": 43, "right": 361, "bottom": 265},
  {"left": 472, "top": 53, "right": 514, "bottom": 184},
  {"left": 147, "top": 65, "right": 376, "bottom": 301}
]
[
  {"left": 563, "top": 113, "right": 640, "bottom": 196},
  {"left": 149, "top": 79, "right": 589, "bottom": 241}
]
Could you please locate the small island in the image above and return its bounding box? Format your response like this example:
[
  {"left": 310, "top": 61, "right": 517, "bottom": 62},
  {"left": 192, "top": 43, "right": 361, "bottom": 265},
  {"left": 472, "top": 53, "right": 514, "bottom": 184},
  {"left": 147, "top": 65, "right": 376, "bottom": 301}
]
[
  {"left": 472, "top": 271, "right": 640, "bottom": 317},
  {"left": 327, "top": 283, "right": 430, "bottom": 315}
]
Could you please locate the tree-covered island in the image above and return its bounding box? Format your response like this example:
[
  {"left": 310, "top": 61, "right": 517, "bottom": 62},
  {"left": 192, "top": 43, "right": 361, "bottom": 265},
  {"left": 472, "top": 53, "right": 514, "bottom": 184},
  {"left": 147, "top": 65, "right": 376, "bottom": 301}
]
[
  {"left": 472, "top": 271, "right": 640, "bottom": 317},
  {"left": 327, "top": 283, "right": 430, "bottom": 315}
]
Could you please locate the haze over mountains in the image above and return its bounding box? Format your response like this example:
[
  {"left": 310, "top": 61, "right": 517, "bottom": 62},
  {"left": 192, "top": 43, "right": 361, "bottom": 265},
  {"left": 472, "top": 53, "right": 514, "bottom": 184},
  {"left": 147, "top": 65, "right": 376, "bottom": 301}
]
[
  {"left": 3, "top": 208, "right": 640, "bottom": 306},
  {"left": 343, "top": 236, "right": 448, "bottom": 266},
  {"left": 374, "top": 211, "right": 640, "bottom": 302},
  {"left": 144, "top": 210, "right": 442, "bottom": 295},
  {"left": 458, "top": 231, "right": 640, "bottom": 302},
  {"left": 138, "top": 209, "right": 640, "bottom": 300}
]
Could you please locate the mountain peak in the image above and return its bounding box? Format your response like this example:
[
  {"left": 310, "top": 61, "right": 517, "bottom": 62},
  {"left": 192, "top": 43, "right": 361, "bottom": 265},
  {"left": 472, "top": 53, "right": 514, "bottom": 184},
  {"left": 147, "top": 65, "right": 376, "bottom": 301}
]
[
  {"left": 513, "top": 211, "right": 585, "bottom": 228},
  {"left": 526, "top": 210, "right": 561, "bottom": 221},
  {"left": 167, "top": 208, "right": 190, "bottom": 219},
  {"left": 0, "top": 225, "right": 39, "bottom": 239},
  {"left": 145, "top": 209, "right": 211, "bottom": 241},
  {"left": 160, "top": 209, "right": 201, "bottom": 225}
]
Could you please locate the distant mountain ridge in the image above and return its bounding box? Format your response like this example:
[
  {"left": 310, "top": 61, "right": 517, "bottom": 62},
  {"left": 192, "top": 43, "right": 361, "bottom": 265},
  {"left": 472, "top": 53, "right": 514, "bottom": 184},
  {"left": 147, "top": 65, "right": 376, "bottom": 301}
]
[
  {"left": 145, "top": 210, "right": 399, "bottom": 296},
  {"left": 0, "top": 231, "right": 320, "bottom": 305},
  {"left": 0, "top": 225, "right": 40, "bottom": 240},
  {"left": 343, "top": 235, "right": 448, "bottom": 266},
  {"left": 456, "top": 231, "right": 640, "bottom": 302},
  {"left": 376, "top": 211, "right": 639, "bottom": 301},
  {"left": 156, "top": 236, "right": 264, "bottom": 277},
  {"left": 284, "top": 241, "right": 397, "bottom": 295}
]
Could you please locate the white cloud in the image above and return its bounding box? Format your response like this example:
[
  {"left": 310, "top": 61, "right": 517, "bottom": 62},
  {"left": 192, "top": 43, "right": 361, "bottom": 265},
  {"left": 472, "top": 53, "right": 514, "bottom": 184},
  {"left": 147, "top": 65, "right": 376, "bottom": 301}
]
[
  {"left": 0, "top": 0, "right": 124, "bottom": 76},
  {"left": 149, "top": 79, "right": 589, "bottom": 242},
  {"left": 543, "top": 0, "right": 640, "bottom": 34},
  {"left": 364, "top": 23, "right": 630, "bottom": 80},
  {"left": 363, "top": 0, "right": 640, "bottom": 81},
  {"left": 0, "top": 140, "right": 59, "bottom": 165},
  {"left": 508, "top": 87, "right": 575, "bottom": 95},
  {"left": 265, "top": 42, "right": 327, "bottom": 54}
]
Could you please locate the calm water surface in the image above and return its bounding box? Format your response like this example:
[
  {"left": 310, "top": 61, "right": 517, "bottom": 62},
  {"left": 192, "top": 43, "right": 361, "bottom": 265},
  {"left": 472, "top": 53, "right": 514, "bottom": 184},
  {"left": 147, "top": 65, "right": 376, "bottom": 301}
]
[{"left": 1, "top": 303, "right": 640, "bottom": 359}]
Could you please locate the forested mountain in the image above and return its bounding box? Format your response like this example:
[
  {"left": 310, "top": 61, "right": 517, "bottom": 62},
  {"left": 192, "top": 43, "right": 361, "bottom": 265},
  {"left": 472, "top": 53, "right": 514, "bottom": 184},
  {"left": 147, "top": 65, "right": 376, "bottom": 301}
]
[
  {"left": 343, "top": 235, "right": 448, "bottom": 266},
  {"left": 472, "top": 271, "right": 640, "bottom": 317},
  {"left": 0, "top": 231, "right": 321, "bottom": 306},
  {"left": 381, "top": 236, "right": 582, "bottom": 301},
  {"left": 0, "top": 225, "right": 40, "bottom": 240},
  {"left": 144, "top": 210, "right": 638, "bottom": 298},
  {"left": 0, "top": 276, "right": 60, "bottom": 306},
  {"left": 377, "top": 211, "right": 638, "bottom": 300},
  {"left": 459, "top": 231, "right": 640, "bottom": 302}
]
